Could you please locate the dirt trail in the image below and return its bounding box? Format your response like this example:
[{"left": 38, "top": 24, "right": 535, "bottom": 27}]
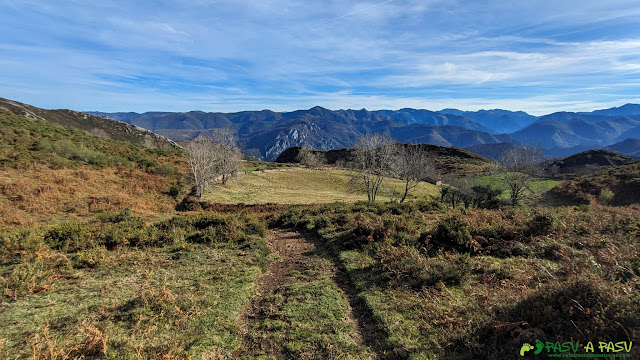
[{"left": 233, "top": 229, "right": 382, "bottom": 359}]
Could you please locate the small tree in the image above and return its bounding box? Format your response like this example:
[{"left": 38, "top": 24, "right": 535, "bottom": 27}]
[
  {"left": 499, "top": 145, "right": 543, "bottom": 205},
  {"left": 210, "top": 128, "right": 242, "bottom": 185},
  {"left": 392, "top": 144, "right": 436, "bottom": 203},
  {"left": 350, "top": 134, "right": 395, "bottom": 201},
  {"left": 184, "top": 136, "right": 219, "bottom": 197},
  {"left": 441, "top": 175, "right": 475, "bottom": 208},
  {"left": 184, "top": 128, "right": 242, "bottom": 197},
  {"left": 297, "top": 147, "right": 324, "bottom": 168}
]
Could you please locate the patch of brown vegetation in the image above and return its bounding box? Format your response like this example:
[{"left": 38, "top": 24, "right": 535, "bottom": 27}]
[{"left": 0, "top": 165, "right": 177, "bottom": 226}]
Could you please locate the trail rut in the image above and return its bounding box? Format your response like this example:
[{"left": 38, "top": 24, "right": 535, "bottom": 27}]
[{"left": 232, "top": 229, "right": 384, "bottom": 359}]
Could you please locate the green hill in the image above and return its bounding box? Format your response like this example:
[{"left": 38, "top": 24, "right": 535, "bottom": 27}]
[
  {"left": 549, "top": 161, "right": 640, "bottom": 205},
  {"left": 0, "top": 97, "right": 178, "bottom": 150},
  {"left": 544, "top": 149, "right": 634, "bottom": 179}
]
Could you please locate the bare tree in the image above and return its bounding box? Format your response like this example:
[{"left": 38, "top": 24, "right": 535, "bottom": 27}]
[
  {"left": 184, "top": 129, "right": 242, "bottom": 197},
  {"left": 350, "top": 134, "right": 395, "bottom": 201},
  {"left": 392, "top": 144, "right": 436, "bottom": 203},
  {"left": 498, "top": 145, "right": 544, "bottom": 205},
  {"left": 297, "top": 147, "right": 324, "bottom": 168},
  {"left": 184, "top": 136, "right": 219, "bottom": 197},
  {"left": 210, "top": 128, "right": 242, "bottom": 185}
]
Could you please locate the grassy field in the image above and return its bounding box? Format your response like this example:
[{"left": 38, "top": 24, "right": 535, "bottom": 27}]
[
  {"left": 0, "top": 212, "right": 270, "bottom": 359},
  {"left": 477, "top": 173, "right": 562, "bottom": 199},
  {"left": 204, "top": 169, "right": 440, "bottom": 204}
]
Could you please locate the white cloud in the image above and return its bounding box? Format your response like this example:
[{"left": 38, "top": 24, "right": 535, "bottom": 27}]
[{"left": 1, "top": 0, "right": 640, "bottom": 115}]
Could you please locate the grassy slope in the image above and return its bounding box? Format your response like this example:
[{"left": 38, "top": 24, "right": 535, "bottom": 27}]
[
  {"left": 204, "top": 169, "right": 440, "bottom": 204},
  {"left": 0, "top": 97, "right": 176, "bottom": 150},
  {"left": 0, "top": 111, "right": 184, "bottom": 226},
  {"left": 549, "top": 162, "right": 640, "bottom": 206},
  {"left": 477, "top": 174, "right": 562, "bottom": 200}
]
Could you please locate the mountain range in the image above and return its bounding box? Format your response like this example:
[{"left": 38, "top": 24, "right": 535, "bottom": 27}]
[{"left": 88, "top": 103, "right": 640, "bottom": 160}]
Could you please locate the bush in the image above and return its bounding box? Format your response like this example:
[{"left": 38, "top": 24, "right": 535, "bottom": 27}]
[
  {"left": 472, "top": 185, "right": 502, "bottom": 209},
  {"left": 99, "top": 218, "right": 150, "bottom": 249},
  {"left": 380, "top": 245, "right": 471, "bottom": 289},
  {"left": 344, "top": 215, "right": 389, "bottom": 248},
  {"left": 44, "top": 223, "right": 93, "bottom": 252},
  {"left": 168, "top": 186, "right": 179, "bottom": 198},
  {"left": 425, "top": 253, "right": 471, "bottom": 286},
  {"left": 155, "top": 164, "right": 179, "bottom": 176},
  {"left": 430, "top": 217, "right": 472, "bottom": 253},
  {"left": 598, "top": 188, "right": 614, "bottom": 205},
  {"left": 32, "top": 139, "right": 52, "bottom": 152},
  {"left": 243, "top": 218, "right": 268, "bottom": 238},
  {"left": 525, "top": 213, "right": 555, "bottom": 236}
]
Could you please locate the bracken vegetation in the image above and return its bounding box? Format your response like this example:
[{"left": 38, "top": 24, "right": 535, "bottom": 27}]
[
  {"left": 0, "top": 210, "right": 270, "bottom": 359},
  {"left": 0, "top": 111, "right": 184, "bottom": 226},
  {"left": 1, "top": 108, "right": 639, "bottom": 359},
  {"left": 276, "top": 201, "right": 640, "bottom": 359}
]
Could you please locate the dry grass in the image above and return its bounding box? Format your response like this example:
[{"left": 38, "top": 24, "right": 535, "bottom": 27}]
[
  {"left": 0, "top": 166, "right": 178, "bottom": 227},
  {"left": 204, "top": 169, "right": 439, "bottom": 204},
  {"left": 0, "top": 213, "right": 270, "bottom": 359}
]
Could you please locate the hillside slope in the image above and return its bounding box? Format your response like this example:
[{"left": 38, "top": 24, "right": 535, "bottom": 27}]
[
  {"left": 0, "top": 110, "right": 184, "bottom": 226},
  {"left": 0, "top": 98, "right": 178, "bottom": 150},
  {"left": 548, "top": 161, "right": 640, "bottom": 205},
  {"left": 544, "top": 149, "right": 635, "bottom": 178},
  {"left": 605, "top": 138, "right": 640, "bottom": 157}
]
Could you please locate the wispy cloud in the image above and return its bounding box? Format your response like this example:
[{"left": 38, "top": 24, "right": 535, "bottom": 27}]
[{"left": 1, "top": 0, "right": 640, "bottom": 115}]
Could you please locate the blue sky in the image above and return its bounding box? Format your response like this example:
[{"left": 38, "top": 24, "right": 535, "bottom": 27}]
[{"left": 1, "top": 0, "right": 640, "bottom": 115}]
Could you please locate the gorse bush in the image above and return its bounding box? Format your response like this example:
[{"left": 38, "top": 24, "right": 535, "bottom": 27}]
[
  {"left": 598, "top": 188, "right": 614, "bottom": 205},
  {"left": 44, "top": 223, "right": 93, "bottom": 252},
  {"left": 430, "top": 216, "right": 472, "bottom": 253},
  {"left": 525, "top": 212, "right": 555, "bottom": 236}
]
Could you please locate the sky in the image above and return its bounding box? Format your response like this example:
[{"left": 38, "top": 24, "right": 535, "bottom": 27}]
[{"left": 1, "top": 0, "right": 640, "bottom": 115}]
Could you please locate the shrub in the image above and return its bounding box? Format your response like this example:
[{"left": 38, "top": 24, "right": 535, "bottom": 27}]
[
  {"left": 598, "top": 188, "right": 614, "bottom": 205},
  {"left": 112, "top": 208, "right": 133, "bottom": 223},
  {"left": 525, "top": 213, "right": 555, "bottom": 236},
  {"left": 344, "top": 215, "right": 389, "bottom": 248},
  {"left": 168, "top": 186, "right": 179, "bottom": 198},
  {"left": 44, "top": 223, "right": 93, "bottom": 252},
  {"left": 32, "top": 139, "right": 52, "bottom": 152},
  {"left": 472, "top": 185, "right": 502, "bottom": 209},
  {"left": 186, "top": 227, "right": 224, "bottom": 245},
  {"left": 243, "top": 218, "right": 268, "bottom": 238},
  {"left": 380, "top": 245, "right": 471, "bottom": 289},
  {"left": 430, "top": 217, "right": 472, "bottom": 253},
  {"left": 155, "top": 164, "right": 179, "bottom": 176},
  {"left": 99, "top": 218, "right": 149, "bottom": 249},
  {"left": 425, "top": 253, "right": 471, "bottom": 286}
]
